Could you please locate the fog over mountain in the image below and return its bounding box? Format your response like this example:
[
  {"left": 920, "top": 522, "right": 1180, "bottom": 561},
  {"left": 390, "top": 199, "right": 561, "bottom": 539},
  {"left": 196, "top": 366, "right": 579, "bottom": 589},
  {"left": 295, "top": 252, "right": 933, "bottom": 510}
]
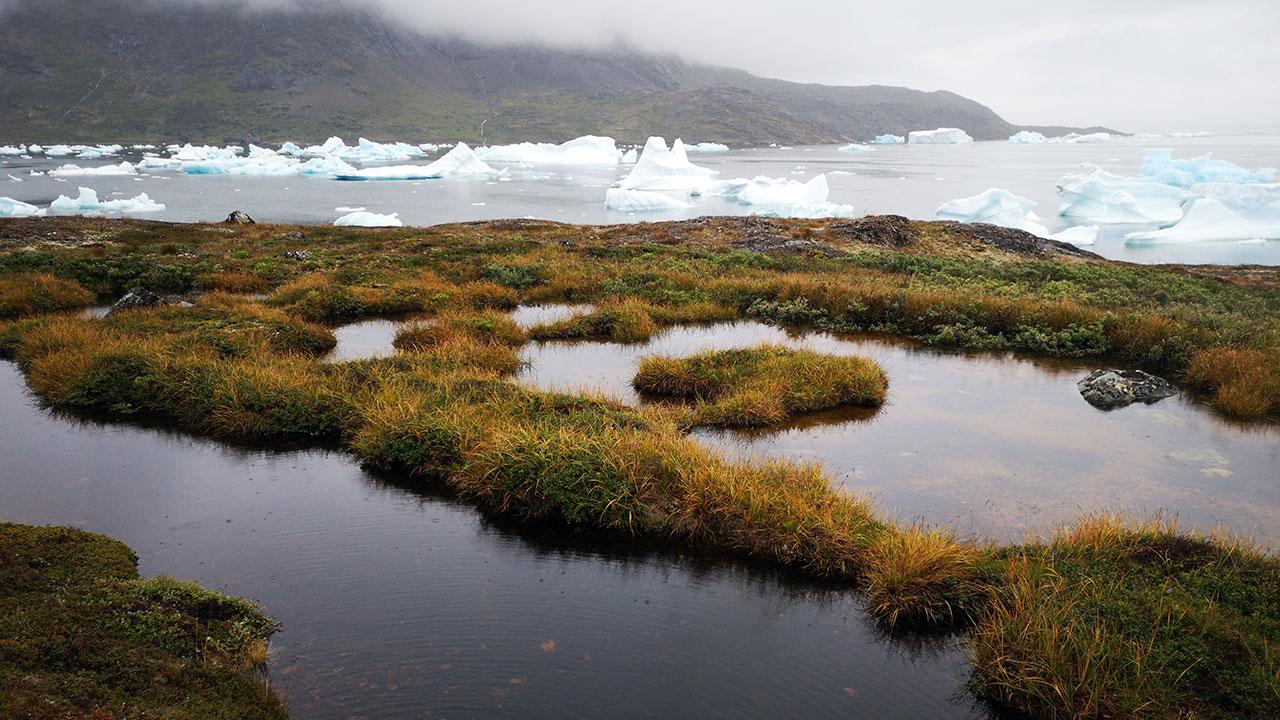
[{"left": 53, "top": 0, "right": 1280, "bottom": 133}]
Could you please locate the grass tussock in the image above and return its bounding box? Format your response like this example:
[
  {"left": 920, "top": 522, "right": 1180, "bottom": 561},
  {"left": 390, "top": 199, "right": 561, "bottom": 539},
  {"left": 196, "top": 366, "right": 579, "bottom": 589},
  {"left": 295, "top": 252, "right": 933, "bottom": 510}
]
[
  {"left": 196, "top": 271, "right": 271, "bottom": 294},
  {"left": 529, "top": 299, "right": 660, "bottom": 343},
  {"left": 971, "top": 515, "right": 1280, "bottom": 719},
  {"left": 394, "top": 309, "right": 526, "bottom": 351},
  {"left": 1185, "top": 347, "right": 1280, "bottom": 419},
  {"left": 634, "top": 345, "right": 888, "bottom": 427},
  {"left": 0, "top": 523, "right": 285, "bottom": 719},
  {"left": 0, "top": 272, "right": 94, "bottom": 318},
  {"left": 863, "top": 526, "right": 991, "bottom": 627}
]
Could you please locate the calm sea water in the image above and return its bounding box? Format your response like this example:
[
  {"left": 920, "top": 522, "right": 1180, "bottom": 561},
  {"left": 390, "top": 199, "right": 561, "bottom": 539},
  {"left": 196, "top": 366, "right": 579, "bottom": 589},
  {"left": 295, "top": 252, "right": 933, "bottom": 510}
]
[{"left": 3, "top": 134, "right": 1277, "bottom": 265}]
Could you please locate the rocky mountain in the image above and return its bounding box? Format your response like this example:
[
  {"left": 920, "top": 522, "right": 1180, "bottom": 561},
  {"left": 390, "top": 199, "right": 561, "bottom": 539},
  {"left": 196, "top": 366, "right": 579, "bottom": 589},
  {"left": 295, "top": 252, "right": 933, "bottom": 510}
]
[{"left": 0, "top": 0, "right": 1115, "bottom": 145}]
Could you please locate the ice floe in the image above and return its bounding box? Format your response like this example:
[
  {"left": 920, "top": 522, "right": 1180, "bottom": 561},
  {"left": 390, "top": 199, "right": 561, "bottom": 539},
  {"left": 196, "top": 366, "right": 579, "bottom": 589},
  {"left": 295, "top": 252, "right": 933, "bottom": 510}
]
[
  {"left": 1009, "top": 131, "right": 1049, "bottom": 144},
  {"left": 605, "top": 188, "right": 693, "bottom": 212},
  {"left": 0, "top": 197, "right": 45, "bottom": 218},
  {"left": 615, "top": 137, "right": 719, "bottom": 193},
  {"left": 48, "top": 162, "right": 138, "bottom": 177},
  {"left": 47, "top": 187, "right": 164, "bottom": 216},
  {"left": 1061, "top": 132, "right": 1111, "bottom": 144},
  {"left": 1048, "top": 225, "right": 1099, "bottom": 246},
  {"left": 1140, "top": 149, "right": 1275, "bottom": 187},
  {"left": 1125, "top": 183, "right": 1280, "bottom": 243},
  {"left": 936, "top": 188, "right": 1048, "bottom": 235},
  {"left": 683, "top": 142, "right": 729, "bottom": 154},
  {"left": 838, "top": 143, "right": 874, "bottom": 153},
  {"left": 716, "top": 175, "right": 854, "bottom": 219},
  {"left": 871, "top": 134, "right": 906, "bottom": 145},
  {"left": 475, "top": 135, "right": 624, "bottom": 166},
  {"left": 334, "top": 210, "right": 403, "bottom": 227},
  {"left": 1056, "top": 167, "right": 1187, "bottom": 225},
  {"left": 335, "top": 142, "right": 498, "bottom": 181},
  {"left": 908, "top": 128, "right": 974, "bottom": 144},
  {"left": 0, "top": 146, "right": 25, "bottom": 156}
]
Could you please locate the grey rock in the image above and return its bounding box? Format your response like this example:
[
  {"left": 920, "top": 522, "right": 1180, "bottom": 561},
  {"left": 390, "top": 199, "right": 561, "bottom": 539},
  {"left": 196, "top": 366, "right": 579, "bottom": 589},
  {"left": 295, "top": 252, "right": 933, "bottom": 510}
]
[
  {"left": 106, "top": 286, "right": 166, "bottom": 316},
  {"left": 224, "top": 210, "right": 256, "bottom": 224},
  {"left": 282, "top": 250, "right": 309, "bottom": 261},
  {"left": 1078, "top": 369, "right": 1177, "bottom": 409}
]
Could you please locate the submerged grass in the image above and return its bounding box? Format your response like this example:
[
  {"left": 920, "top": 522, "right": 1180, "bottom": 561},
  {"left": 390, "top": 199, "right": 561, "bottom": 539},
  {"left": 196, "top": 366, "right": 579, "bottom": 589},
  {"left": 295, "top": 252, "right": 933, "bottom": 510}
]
[
  {"left": 0, "top": 523, "right": 285, "bottom": 719},
  {"left": 2, "top": 216, "right": 1279, "bottom": 718},
  {"left": 634, "top": 345, "right": 888, "bottom": 427}
]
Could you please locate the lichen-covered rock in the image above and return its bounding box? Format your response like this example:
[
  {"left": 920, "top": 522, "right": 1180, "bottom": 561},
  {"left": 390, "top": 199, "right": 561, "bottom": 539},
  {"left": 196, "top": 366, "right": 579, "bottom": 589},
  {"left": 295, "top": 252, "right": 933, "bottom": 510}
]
[
  {"left": 1078, "top": 369, "right": 1177, "bottom": 409},
  {"left": 224, "top": 210, "right": 255, "bottom": 224},
  {"left": 106, "top": 286, "right": 165, "bottom": 316}
]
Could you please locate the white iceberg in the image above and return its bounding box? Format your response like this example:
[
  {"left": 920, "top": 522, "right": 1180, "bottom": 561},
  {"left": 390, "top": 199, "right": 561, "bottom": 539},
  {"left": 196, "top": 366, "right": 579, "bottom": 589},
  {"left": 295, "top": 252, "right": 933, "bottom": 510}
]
[
  {"left": 279, "top": 141, "right": 303, "bottom": 155},
  {"left": 0, "top": 146, "right": 25, "bottom": 156},
  {"left": 0, "top": 197, "right": 45, "bottom": 218},
  {"left": 48, "top": 187, "right": 164, "bottom": 216},
  {"left": 838, "top": 143, "right": 874, "bottom": 153},
  {"left": 1009, "top": 131, "right": 1048, "bottom": 144},
  {"left": 726, "top": 174, "right": 854, "bottom": 219},
  {"left": 1061, "top": 132, "right": 1111, "bottom": 144},
  {"left": 605, "top": 188, "right": 693, "bottom": 212},
  {"left": 1048, "top": 225, "right": 1100, "bottom": 246},
  {"left": 683, "top": 142, "right": 730, "bottom": 154},
  {"left": 871, "top": 134, "right": 906, "bottom": 145},
  {"left": 27, "top": 145, "right": 44, "bottom": 154},
  {"left": 615, "top": 137, "right": 719, "bottom": 194},
  {"left": 1056, "top": 167, "right": 1186, "bottom": 225},
  {"left": 335, "top": 210, "right": 403, "bottom": 227},
  {"left": 908, "top": 128, "right": 974, "bottom": 144},
  {"left": 335, "top": 142, "right": 498, "bottom": 181},
  {"left": 48, "top": 162, "right": 137, "bottom": 177},
  {"left": 477, "top": 135, "right": 624, "bottom": 166},
  {"left": 621, "top": 148, "right": 639, "bottom": 164},
  {"left": 1124, "top": 183, "right": 1280, "bottom": 244},
  {"left": 936, "top": 188, "right": 1048, "bottom": 235},
  {"left": 74, "top": 144, "right": 124, "bottom": 159},
  {"left": 42, "top": 145, "right": 78, "bottom": 157},
  {"left": 1140, "top": 149, "right": 1275, "bottom": 187}
]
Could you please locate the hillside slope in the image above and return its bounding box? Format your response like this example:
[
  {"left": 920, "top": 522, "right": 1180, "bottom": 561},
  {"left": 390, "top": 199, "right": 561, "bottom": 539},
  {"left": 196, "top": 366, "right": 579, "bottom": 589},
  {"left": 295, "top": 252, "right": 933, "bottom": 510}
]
[{"left": 0, "top": 0, "right": 1114, "bottom": 145}]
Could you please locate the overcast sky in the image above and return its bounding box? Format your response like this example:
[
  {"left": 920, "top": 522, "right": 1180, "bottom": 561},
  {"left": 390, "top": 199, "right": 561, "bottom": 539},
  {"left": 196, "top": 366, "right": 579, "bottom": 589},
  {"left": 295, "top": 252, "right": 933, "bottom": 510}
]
[{"left": 43, "top": 0, "right": 1280, "bottom": 131}]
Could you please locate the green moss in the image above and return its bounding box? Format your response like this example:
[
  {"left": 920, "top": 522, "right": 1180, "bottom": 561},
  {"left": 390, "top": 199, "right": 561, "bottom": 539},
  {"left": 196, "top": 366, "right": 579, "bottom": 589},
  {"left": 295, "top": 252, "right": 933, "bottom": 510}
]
[{"left": 0, "top": 523, "right": 285, "bottom": 719}]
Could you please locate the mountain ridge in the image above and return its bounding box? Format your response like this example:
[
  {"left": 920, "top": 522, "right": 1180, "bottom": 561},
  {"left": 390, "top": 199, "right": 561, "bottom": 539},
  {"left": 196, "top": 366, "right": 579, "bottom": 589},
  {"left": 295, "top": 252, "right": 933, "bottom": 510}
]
[{"left": 0, "top": 0, "right": 1118, "bottom": 145}]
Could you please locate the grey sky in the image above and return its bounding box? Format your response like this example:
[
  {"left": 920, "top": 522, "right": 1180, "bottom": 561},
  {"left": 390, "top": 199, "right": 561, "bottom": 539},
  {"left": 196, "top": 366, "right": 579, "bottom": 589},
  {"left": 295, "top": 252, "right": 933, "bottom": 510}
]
[{"left": 49, "top": 0, "right": 1280, "bottom": 131}]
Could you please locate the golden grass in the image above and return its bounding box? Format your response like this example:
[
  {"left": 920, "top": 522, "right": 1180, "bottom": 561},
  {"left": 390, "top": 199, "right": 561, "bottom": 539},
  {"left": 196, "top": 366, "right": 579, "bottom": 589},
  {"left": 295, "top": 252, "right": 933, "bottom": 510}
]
[
  {"left": 394, "top": 309, "right": 526, "bottom": 351},
  {"left": 529, "top": 299, "right": 660, "bottom": 343},
  {"left": 196, "top": 271, "right": 270, "bottom": 294},
  {"left": 1186, "top": 346, "right": 1280, "bottom": 418},
  {"left": 862, "top": 526, "right": 989, "bottom": 626},
  {"left": 0, "top": 273, "right": 94, "bottom": 319}
]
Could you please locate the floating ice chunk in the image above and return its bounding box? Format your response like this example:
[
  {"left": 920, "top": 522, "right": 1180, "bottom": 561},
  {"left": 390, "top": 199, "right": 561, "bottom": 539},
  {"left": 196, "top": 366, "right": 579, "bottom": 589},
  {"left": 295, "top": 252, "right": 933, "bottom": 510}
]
[
  {"left": 136, "top": 156, "right": 182, "bottom": 171},
  {"left": 49, "top": 162, "right": 137, "bottom": 177},
  {"left": 908, "top": 128, "right": 974, "bottom": 144},
  {"left": 1061, "top": 132, "right": 1111, "bottom": 144},
  {"left": 621, "top": 148, "right": 639, "bottom": 164},
  {"left": 0, "top": 146, "right": 24, "bottom": 156},
  {"left": 27, "top": 145, "right": 43, "bottom": 154},
  {"left": 1056, "top": 167, "right": 1186, "bottom": 225},
  {"left": 335, "top": 142, "right": 498, "bottom": 181},
  {"left": 838, "top": 143, "right": 874, "bottom": 153},
  {"left": 615, "top": 137, "right": 719, "bottom": 194},
  {"left": 48, "top": 187, "right": 164, "bottom": 215},
  {"left": 279, "top": 141, "right": 303, "bottom": 155},
  {"left": 683, "top": 142, "right": 730, "bottom": 154},
  {"left": 1009, "top": 131, "right": 1048, "bottom": 144},
  {"left": 1170, "top": 131, "right": 1214, "bottom": 138},
  {"left": 335, "top": 206, "right": 366, "bottom": 213},
  {"left": 476, "top": 135, "right": 624, "bottom": 165},
  {"left": 715, "top": 174, "right": 854, "bottom": 218},
  {"left": 1140, "top": 149, "right": 1275, "bottom": 187},
  {"left": 937, "top": 188, "right": 1048, "bottom": 235},
  {"left": 604, "top": 188, "right": 692, "bottom": 212},
  {"left": 75, "top": 144, "right": 124, "bottom": 159},
  {"left": 1238, "top": 237, "right": 1268, "bottom": 245},
  {"left": 1048, "top": 225, "right": 1100, "bottom": 246},
  {"left": 7, "top": 175, "right": 22, "bottom": 183},
  {"left": 335, "top": 211, "right": 403, "bottom": 227},
  {"left": 1124, "top": 183, "right": 1280, "bottom": 243},
  {"left": 297, "top": 156, "right": 359, "bottom": 176},
  {"left": 872, "top": 134, "right": 906, "bottom": 145},
  {"left": 0, "top": 197, "right": 45, "bottom": 218},
  {"left": 43, "top": 145, "right": 77, "bottom": 157}
]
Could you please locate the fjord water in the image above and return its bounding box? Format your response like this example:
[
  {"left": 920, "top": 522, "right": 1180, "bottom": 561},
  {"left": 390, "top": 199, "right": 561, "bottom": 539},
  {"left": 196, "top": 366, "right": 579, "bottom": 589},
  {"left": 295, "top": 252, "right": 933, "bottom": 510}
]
[{"left": 4, "top": 134, "right": 1278, "bottom": 265}]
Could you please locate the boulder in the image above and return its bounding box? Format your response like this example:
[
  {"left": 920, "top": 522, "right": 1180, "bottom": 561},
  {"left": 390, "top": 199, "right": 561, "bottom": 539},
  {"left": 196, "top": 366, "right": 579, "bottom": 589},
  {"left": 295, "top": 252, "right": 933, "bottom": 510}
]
[
  {"left": 224, "top": 210, "right": 255, "bottom": 224},
  {"left": 106, "top": 286, "right": 165, "bottom": 316},
  {"left": 1077, "top": 369, "right": 1177, "bottom": 409}
]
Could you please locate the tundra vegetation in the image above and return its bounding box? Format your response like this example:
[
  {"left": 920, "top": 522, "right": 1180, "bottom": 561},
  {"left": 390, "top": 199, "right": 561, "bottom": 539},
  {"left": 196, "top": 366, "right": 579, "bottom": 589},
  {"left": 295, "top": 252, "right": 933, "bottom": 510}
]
[
  {"left": 0, "top": 215, "right": 1277, "bottom": 718},
  {"left": 0, "top": 523, "right": 285, "bottom": 719}
]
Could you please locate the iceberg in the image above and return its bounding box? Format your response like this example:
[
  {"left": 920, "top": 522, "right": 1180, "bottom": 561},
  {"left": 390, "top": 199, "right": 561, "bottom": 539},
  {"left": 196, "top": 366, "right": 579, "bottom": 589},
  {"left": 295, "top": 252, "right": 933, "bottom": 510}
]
[
  {"left": 278, "top": 141, "right": 303, "bottom": 155},
  {"left": 335, "top": 210, "right": 403, "bottom": 227},
  {"left": 74, "top": 144, "right": 124, "bottom": 159},
  {"left": 0, "top": 146, "right": 25, "bottom": 156},
  {"left": 1140, "top": 149, "right": 1275, "bottom": 187},
  {"left": 605, "top": 188, "right": 693, "bottom": 212},
  {"left": 0, "top": 197, "right": 45, "bottom": 218},
  {"left": 615, "top": 137, "right": 719, "bottom": 194},
  {"left": 936, "top": 188, "right": 1048, "bottom": 235},
  {"left": 683, "top": 142, "right": 730, "bottom": 154},
  {"left": 1048, "top": 225, "right": 1100, "bottom": 246},
  {"left": 335, "top": 142, "right": 498, "bottom": 181},
  {"left": 27, "top": 145, "right": 43, "bottom": 154},
  {"left": 621, "top": 148, "right": 639, "bottom": 164},
  {"left": 1061, "top": 132, "right": 1111, "bottom": 144},
  {"left": 48, "top": 162, "right": 137, "bottom": 177},
  {"left": 476, "top": 135, "right": 624, "bottom": 165},
  {"left": 1056, "top": 167, "right": 1186, "bottom": 225},
  {"left": 1124, "top": 183, "right": 1280, "bottom": 243},
  {"left": 872, "top": 134, "right": 905, "bottom": 145},
  {"left": 838, "top": 143, "right": 874, "bottom": 153},
  {"left": 1009, "top": 131, "right": 1048, "bottom": 144},
  {"left": 908, "top": 128, "right": 974, "bottom": 144},
  {"left": 48, "top": 187, "right": 164, "bottom": 216},
  {"left": 169, "top": 144, "right": 243, "bottom": 162},
  {"left": 42, "top": 145, "right": 78, "bottom": 157},
  {"left": 727, "top": 174, "right": 854, "bottom": 219}
]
